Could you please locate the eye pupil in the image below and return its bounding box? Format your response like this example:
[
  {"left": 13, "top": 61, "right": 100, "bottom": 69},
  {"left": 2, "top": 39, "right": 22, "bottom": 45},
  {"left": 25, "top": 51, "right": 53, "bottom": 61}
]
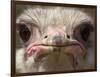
[
  {"left": 80, "top": 27, "right": 90, "bottom": 41},
  {"left": 19, "top": 24, "right": 31, "bottom": 42}
]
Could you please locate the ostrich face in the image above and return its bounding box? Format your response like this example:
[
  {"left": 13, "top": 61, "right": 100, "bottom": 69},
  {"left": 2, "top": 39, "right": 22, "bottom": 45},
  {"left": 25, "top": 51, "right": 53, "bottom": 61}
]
[{"left": 16, "top": 6, "right": 95, "bottom": 72}]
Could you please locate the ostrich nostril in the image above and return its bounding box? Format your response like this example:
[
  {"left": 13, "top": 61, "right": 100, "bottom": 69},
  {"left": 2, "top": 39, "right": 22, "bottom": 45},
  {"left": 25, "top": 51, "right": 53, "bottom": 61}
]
[
  {"left": 67, "top": 35, "right": 70, "bottom": 39},
  {"left": 44, "top": 35, "right": 48, "bottom": 39}
]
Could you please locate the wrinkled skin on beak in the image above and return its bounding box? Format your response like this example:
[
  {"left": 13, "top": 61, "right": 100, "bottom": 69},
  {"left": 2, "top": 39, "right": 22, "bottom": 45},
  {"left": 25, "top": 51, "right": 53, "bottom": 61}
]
[{"left": 24, "top": 28, "right": 86, "bottom": 72}]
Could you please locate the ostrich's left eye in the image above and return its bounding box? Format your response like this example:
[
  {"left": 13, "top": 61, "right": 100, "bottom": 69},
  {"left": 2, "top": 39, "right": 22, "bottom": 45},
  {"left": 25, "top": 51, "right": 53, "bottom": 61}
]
[
  {"left": 73, "top": 22, "right": 94, "bottom": 43},
  {"left": 80, "top": 23, "right": 94, "bottom": 42}
]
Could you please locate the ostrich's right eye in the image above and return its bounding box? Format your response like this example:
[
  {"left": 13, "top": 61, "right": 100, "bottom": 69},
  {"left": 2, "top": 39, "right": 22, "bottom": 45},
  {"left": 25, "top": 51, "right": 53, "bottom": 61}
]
[{"left": 18, "top": 24, "right": 31, "bottom": 43}]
